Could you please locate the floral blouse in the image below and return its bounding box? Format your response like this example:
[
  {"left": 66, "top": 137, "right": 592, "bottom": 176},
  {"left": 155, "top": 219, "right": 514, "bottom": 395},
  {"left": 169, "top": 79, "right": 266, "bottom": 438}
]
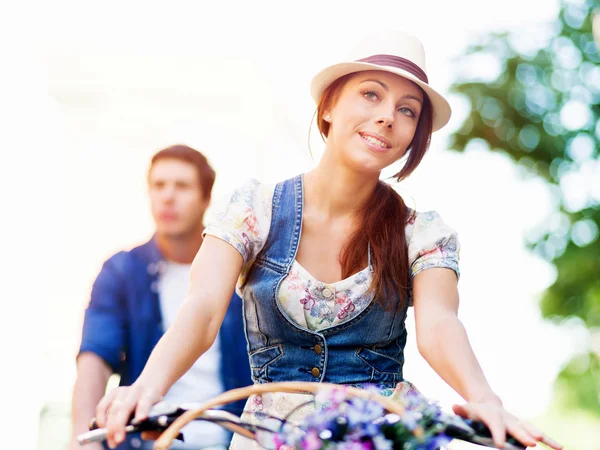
[
  {"left": 203, "top": 178, "right": 460, "bottom": 449},
  {"left": 204, "top": 178, "right": 459, "bottom": 330}
]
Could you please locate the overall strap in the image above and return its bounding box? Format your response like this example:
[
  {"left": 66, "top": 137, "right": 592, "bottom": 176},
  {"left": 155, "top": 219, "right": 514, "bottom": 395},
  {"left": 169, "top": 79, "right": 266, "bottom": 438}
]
[{"left": 256, "top": 175, "right": 304, "bottom": 273}]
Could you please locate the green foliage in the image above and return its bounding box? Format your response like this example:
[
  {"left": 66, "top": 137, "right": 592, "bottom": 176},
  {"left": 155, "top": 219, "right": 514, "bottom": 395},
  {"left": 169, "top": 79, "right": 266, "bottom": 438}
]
[
  {"left": 448, "top": 0, "right": 600, "bottom": 413},
  {"left": 555, "top": 352, "right": 600, "bottom": 412}
]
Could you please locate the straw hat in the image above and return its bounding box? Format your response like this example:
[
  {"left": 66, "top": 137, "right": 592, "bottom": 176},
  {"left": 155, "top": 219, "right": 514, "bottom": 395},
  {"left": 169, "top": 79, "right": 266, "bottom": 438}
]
[{"left": 310, "top": 30, "right": 451, "bottom": 131}]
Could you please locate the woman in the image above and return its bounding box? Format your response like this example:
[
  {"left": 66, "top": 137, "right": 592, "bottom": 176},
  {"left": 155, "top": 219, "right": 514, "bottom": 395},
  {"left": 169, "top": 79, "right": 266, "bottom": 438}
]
[{"left": 96, "top": 31, "right": 561, "bottom": 450}]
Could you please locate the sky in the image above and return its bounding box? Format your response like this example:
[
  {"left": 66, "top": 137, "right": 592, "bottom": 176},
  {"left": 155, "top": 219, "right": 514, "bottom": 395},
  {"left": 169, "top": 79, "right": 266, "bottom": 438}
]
[{"left": 3, "top": 0, "right": 590, "bottom": 448}]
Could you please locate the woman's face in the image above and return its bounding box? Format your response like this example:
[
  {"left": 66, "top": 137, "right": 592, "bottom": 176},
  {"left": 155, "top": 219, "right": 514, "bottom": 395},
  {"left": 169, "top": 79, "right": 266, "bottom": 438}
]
[{"left": 324, "top": 70, "right": 424, "bottom": 174}]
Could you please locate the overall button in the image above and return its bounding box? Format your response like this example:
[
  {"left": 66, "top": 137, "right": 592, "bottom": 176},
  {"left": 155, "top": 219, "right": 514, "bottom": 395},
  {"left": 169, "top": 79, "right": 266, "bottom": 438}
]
[
  {"left": 314, "top": 344, "right": 322, "bottom": 355},
  {"left": 322, "top": 287, "right": 333, "bottom": 298},
  {"left": 311, "top": 367, "right": 320, "bottom": 378}
]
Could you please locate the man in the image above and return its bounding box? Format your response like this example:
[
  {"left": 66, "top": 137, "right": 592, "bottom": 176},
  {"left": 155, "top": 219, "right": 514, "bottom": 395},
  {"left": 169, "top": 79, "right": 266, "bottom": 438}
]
[{"left": 69, "top": 145, "right": 251, "bottom": 450}]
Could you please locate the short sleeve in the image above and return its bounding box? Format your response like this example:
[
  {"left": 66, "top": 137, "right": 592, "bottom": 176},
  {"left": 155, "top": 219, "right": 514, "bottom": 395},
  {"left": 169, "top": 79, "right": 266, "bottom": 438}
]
[
  {"left": 407, "top": 210, "right": 460, "bottom": 279},
  {"left": 203, "top": 179, "right": 274, "bottom": 268}
]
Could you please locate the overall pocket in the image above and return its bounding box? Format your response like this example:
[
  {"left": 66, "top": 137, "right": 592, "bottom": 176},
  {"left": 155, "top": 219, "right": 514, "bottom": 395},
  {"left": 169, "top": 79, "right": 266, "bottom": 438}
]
[
  {"left": 249, "top": 344, "right": 283, "bottom": 381},
  {"left": 356, "top": 347, "right": 403, "bottom": 376}
]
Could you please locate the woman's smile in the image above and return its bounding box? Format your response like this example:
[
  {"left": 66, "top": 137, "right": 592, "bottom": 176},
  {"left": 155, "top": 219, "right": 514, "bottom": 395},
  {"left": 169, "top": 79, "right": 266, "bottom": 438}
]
[{"left": 358, "top": 131, "right": 392, "bottom": 153}]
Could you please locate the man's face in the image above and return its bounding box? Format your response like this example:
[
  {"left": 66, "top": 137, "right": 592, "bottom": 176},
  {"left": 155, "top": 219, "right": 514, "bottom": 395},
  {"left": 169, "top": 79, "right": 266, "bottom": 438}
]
[{"left": 148, "top": 158, "right": 209, "bottom": 238}]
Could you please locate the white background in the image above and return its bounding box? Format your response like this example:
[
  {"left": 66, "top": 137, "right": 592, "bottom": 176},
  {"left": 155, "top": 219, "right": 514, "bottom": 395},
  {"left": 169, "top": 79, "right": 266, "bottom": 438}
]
[{"left": 0, "top": 0, "right": 587, "bottom": 448}]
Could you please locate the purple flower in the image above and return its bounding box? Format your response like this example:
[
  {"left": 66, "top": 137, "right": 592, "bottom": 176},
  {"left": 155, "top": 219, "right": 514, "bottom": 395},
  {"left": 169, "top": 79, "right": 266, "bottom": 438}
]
[
  {"left": 372, "top": 435, "right": 393, "bottom": 450},
  {"left": 274, "top": 385, "right": 455, "bottom": 450},
  {"left": 400, "top": 410, "right": 420, "bottom": 430},
  {"left": 302, "top": 430, "right": 323, "bottom": 450},
  {"left": 336, "top": 441, "right": 372, "bottom": 450},
  {"left": 424, "top": 434, "right": 452, "bottom": 450}
]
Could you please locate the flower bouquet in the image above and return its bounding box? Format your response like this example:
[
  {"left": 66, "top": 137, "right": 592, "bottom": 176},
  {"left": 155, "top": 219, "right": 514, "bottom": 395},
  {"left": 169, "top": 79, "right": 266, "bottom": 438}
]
[{"left": 270, "top": 385, "right": 455, "bottom": 450}]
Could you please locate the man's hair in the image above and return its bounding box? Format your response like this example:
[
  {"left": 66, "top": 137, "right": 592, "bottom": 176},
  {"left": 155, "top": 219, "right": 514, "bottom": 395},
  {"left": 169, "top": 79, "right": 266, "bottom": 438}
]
[{"left": 149, "top": 144, "right": 216, "bottom": 200}]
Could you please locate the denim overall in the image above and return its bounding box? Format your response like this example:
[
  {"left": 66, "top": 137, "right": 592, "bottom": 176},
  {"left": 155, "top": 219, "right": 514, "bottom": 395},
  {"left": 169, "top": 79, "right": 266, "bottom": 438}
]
[{"left": 241, "top": 175, "right": 410, "bottom": 388}]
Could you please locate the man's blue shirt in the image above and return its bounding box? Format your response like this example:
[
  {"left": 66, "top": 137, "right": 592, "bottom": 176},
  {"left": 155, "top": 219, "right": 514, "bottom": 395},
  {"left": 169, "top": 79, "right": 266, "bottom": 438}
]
[{"left": 79, "top": 236, "right": 251, "bottom": 426}]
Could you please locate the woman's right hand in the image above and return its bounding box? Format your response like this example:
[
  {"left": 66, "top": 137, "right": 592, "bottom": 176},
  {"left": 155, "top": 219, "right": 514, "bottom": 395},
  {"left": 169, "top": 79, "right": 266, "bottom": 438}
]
[{"left": 95, "top": 383, "right": 164, "bottom": 449}]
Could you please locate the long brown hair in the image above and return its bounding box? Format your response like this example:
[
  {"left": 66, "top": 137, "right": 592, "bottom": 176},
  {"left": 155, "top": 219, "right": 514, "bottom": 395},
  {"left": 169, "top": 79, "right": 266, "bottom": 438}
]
[{"left": 316, "top": 73, "right": 433, "bottom": 309}]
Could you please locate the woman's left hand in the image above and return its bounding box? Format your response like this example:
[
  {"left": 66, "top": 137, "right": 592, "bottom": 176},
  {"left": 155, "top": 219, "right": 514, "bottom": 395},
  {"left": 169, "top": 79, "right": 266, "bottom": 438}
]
[{"left": 452, "top": 399, "right": 563, "bottom": 449}]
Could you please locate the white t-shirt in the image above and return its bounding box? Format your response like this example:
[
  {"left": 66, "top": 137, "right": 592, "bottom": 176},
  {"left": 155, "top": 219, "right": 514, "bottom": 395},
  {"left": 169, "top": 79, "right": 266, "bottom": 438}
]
[{"left": 158, "top": 261, "right": 228, "bottom": 449}]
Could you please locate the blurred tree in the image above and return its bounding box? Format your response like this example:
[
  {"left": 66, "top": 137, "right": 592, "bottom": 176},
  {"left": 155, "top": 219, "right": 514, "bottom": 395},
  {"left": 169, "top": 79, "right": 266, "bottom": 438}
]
[{"left": 448, "top": 0, "right": 600, "bottom": 414}]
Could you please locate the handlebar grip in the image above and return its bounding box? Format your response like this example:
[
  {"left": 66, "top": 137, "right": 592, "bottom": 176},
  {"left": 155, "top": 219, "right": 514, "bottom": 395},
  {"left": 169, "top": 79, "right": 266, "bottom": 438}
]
[
  {"left": 79, "top": 413, "right": 184, "bottom": 446},
  {"left": 88, "top": 413, "right": 136, "bottom": 431},
  {"left": 88, "top": 417, "right": 99, "bottom": 431},
  {"left": 78, "top": 425, "right": 138, "bottom": 445},
  {"left": 465, "top": 419, "right": 526, "bottom": 449}
]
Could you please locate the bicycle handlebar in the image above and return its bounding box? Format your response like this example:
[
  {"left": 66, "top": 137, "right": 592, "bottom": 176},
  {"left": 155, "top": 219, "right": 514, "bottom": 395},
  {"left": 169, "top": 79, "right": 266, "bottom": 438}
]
[{"left": 77, "top": 382, "right": 526, "bottom": 450}]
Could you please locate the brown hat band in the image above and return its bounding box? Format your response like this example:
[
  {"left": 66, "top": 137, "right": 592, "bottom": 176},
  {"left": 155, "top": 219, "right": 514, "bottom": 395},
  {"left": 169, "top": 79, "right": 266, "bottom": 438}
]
[{"left": 357, "top": 54, "right": 428, "bottom": 84}]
